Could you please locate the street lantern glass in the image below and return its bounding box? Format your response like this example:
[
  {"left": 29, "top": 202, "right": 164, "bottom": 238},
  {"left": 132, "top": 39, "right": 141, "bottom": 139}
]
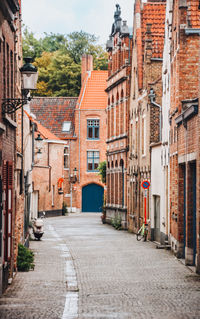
[{"left": 20, "top": 57, "right": 38, "bottom": 90}]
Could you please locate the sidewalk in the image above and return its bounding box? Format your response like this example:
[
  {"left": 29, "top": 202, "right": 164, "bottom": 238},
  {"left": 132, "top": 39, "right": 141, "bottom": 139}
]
[{"left": 0, "top": 223, "right": 67, "bottom": 319}]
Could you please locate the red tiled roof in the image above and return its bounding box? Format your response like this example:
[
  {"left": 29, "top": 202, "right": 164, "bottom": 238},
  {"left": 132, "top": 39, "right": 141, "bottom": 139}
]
[
  {"left": 142, "top": 2, "right": 166, "bottom": 59},
  {"left": 24, "top": 110, "right": 59, "bottom": 140},
  {"left": 77, "top": 70, "right": 108, "bottom": 110},
  {"left": 187, "top": 1, "right": 200, "bottom": 28},
  {"left": 30, "top": 97, "right": 78, "bottom": 139}
]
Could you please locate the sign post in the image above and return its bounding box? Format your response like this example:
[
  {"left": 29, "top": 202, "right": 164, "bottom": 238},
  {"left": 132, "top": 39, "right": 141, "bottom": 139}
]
[{"left": 141, "top": 181, "right": 150, "bottom": 225}]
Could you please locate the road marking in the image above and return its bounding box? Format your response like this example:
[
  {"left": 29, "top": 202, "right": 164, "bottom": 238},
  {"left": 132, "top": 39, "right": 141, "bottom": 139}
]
[{"left": 47, "top": 224, "right": 79, "bottom": 319}]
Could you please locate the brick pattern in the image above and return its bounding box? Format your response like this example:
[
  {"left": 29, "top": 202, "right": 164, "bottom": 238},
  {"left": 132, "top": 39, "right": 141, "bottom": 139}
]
[
  {"left": 0, "top": 1, "right": 22, "bottom": 293},
  {"left": 106, "top": 10, "right": 132, "bottom": 226},
  {"left": 169, "top": 1, "right": 200, "bottom": 270},
  {"left": 128, "top": 0, "right": 165, "bottom": 234}
]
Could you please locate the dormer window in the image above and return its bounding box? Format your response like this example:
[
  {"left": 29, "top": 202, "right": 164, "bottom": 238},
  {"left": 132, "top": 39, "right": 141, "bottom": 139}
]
[{"left": 62, "top": 121, "right": 71, "bottom": 132}]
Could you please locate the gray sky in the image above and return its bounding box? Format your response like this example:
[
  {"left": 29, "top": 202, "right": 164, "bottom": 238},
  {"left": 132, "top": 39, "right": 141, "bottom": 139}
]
[{"left": 21, "top": 0, "right": 134, "bottom": 46}]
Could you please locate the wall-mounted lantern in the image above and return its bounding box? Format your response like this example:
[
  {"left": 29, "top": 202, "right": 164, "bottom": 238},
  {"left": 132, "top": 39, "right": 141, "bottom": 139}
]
[{"left": 2, "top": 57, "right": 38, "bottom": 114}]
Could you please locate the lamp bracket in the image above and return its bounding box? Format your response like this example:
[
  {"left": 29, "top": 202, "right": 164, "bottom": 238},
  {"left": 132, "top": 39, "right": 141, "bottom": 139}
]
[{"left": 2, "top": 90, "right": 31, "bottom": 114}]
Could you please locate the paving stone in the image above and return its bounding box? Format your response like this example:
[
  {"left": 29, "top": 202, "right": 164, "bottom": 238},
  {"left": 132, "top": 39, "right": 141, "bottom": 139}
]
[{"left": 0, "top": 213, "right": 200, "bottom": 319}]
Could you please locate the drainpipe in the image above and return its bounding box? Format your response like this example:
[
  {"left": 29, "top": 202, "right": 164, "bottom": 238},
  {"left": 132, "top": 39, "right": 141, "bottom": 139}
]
[{"left": 78, "top": 72, "right": 90, "bottom": 182}]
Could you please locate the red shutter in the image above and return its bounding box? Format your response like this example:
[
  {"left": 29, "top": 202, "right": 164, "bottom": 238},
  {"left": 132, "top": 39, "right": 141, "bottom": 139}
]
[
  {"left": 7, "top": 162, "right": 13, "bottom": 261},
  {"left": 2, "top": 161, "right": 7, "bottom": 263}
]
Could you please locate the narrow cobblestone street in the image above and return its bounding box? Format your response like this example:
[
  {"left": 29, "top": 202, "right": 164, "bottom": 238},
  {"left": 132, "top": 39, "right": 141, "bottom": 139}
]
[{"left": 0, "top": 213, "right": 200, "bottom": 319}]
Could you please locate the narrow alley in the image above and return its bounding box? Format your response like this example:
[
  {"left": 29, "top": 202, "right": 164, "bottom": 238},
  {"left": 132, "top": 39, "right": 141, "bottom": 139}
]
[{"left": 0, "top": 214, "right": 200, "bottom": 319}]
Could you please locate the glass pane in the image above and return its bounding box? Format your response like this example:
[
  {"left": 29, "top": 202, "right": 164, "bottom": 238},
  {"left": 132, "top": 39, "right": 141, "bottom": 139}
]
[
  {"left": 88, "top": 127, "right": 93, "bottom": 138},
  {"left": 8, "top": 213, "right": 11, "bottom": 233},
  {"left": 88, "top": 163, "right": 93, "bottom": 171},
  {"left": 8, "top": 189, "right": 11, "bottom": 210},
  {"left": 62, "top": 122, "right": 71, "bottom": 132},
  {"left": 88, "top": 152, "right": 93, "bottom": 158},
  {"left": 94, "top": 151, "right": 99, "bottom": 158},
  {"left": 8, "top": 237, "right": 11, "bottom": 258},
  {"left": 64, "top": 155, "right": 68, "bottom": 168},
  {"left": 95, "top": 127, "right": 99, "bottom": 138},
  {"left": 94, "top": 162, "right": 99, "bottom": 170}
]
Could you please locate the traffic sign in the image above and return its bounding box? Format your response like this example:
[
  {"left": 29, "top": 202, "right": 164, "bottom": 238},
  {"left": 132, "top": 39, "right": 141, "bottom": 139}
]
[{"left": 141, "top": 180, "right": 150, "bottom": 189}]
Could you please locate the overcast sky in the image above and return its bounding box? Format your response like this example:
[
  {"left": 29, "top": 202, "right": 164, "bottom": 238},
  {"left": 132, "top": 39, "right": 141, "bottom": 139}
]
[{"left": 21, "top": 0, "right": 134, "bottom": 47}]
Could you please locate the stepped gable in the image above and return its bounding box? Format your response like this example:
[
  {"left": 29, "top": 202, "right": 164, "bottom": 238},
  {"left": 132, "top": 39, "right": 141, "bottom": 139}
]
[
  {"left": 30, "top": 97, "right": 78, "bottom": 139},
  {"left": 142, "top": 1, "right": 166, "bottom": 59},
  {"left": 77, "top": 70, "right": 108, "bottom": 110}
]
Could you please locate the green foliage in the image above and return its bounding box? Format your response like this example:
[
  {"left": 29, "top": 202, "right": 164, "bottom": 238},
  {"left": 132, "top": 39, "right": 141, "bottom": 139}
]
[
  {"left": 17, "top": 244, "right": 34, "bottom": 272},
  {"left": 111, "top": 216, "right": 122, "bottom": 230},
  {"left": 97, "top": 161, "right": 106, "bottom": 184},
  {"left": 22, "top": 27, "right": 108, "bottom": 97}
]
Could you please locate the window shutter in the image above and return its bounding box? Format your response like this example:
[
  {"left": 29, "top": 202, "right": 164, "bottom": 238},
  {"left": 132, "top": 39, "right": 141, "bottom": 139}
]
[
  {"left": 2, "top": 161, "right": 7, "bottom": 263},
  {"left": 7, "top": 162, "right": 13, "bottom": 261}
]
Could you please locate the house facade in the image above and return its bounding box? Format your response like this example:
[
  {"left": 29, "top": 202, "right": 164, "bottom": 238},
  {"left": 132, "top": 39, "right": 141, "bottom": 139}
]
[
  {"left": 0, "top": 0, "right": 22, "bottom": 294},
  {"left": 105, "top": 5, "right": 132, "bottom": 228},
  {"left": 30, "top": 97, "right": 78, "bottom": 214},
  {"left": 74, "top": 55, "right": 107, "bottom": 213},
  {"left": 128, "top": 0, "right": 166, "bottom": 236},
  {"left": 169, "top": 0, "right": 200, "bottom": 272}
]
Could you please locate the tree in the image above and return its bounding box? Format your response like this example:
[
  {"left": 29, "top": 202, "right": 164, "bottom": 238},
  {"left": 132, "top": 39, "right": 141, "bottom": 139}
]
[
  {"left": 33, "top": 51, "right": 81, "bottom": 97},
  {"left": 23, "top": 28, "right": 108, "bottom": 97},
  {"left": 97, "top": 161, "right": 106, "bottom": 184}
]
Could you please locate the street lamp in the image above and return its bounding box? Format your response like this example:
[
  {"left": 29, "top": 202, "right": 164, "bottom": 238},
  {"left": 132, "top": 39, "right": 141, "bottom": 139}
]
[
  {"left": 35, "top": 133, "right": 43, "bottom": 160},
  {"left": 70, "top": 167, "right": 78, "bottom": 213},
  {"left": 2, "top": 57, "right": 38, "bottom": 114}
]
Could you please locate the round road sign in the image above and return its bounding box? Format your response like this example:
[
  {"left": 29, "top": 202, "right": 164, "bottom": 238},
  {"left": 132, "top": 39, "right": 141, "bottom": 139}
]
[{"left": 141, "top": 180, "right": 150, "bottom": 189}]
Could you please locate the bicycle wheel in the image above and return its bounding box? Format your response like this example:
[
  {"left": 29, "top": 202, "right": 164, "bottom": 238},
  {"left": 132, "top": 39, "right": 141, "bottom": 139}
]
[{"left": 136, "top": 230, "right": 143, "bottom": 241}]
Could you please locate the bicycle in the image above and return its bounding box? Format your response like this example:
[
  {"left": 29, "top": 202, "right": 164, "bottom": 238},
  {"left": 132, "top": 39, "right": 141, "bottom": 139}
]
[{"left": 136, "top": 221, "right": 148, "bottom": 241}]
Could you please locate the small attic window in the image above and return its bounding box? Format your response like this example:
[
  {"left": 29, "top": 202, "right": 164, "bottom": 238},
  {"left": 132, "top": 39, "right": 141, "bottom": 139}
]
[{"left": 62, "top": 121, "right": 71, "bottom": 132}]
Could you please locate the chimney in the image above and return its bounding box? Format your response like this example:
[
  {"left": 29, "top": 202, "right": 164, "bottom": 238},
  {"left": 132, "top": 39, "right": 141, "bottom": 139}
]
[{"left": 81, "top": 54, "right": 93, "bottom": 86}]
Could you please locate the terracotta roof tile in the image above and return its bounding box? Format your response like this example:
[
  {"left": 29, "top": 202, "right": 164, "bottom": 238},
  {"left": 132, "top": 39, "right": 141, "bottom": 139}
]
[
  {"left": 30, "top": 97, "right": 78, "bottom": 139},
  {"left": 77, "top": 70, "right": 108, "bottom": 110},
  {"left": 142, "top": 2, "right": 166, "bottom": 58},
  {"left": 187, "top": 1, "right": 200, "bottom": 28},
  {"left": 24, "top": 110, "right": 59, "bottom": 140}
]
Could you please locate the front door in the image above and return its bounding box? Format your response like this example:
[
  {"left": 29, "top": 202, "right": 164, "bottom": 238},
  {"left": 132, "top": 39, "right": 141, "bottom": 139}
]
[{"left": 82, "top": 184, "right": 104, "bottom": 213}]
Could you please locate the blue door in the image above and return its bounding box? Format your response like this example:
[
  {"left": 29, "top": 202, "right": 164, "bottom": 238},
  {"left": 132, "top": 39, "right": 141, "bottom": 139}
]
[{"left": 82, "top": 184, "right": 104, "bottom": 212}]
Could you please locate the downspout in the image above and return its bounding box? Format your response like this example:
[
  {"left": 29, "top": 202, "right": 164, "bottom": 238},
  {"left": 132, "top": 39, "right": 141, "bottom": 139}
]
[
  {"left": 48, "top": 143, "right": 52, "bottom": 192},
  {"left": 78, "top": 73, "right": 90, "bottom": 182}
]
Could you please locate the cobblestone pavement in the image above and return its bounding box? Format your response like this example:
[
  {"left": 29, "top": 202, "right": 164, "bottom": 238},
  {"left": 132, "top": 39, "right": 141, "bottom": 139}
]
[{"left": 0, "top": 213, "right": 200, "bottom": 319}]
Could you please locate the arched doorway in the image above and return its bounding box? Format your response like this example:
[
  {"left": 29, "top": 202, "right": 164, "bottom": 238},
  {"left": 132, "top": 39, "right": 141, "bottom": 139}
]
[{"left": 82, "top": 184, "right": 104, "bottom": 212}]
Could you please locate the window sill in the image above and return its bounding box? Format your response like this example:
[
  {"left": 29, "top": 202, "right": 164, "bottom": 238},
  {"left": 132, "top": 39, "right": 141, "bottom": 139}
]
[
  {"left": 87, "top": 138, "right": 100, "bottom": 141},
  {"left": 87, "top": 170, "right": 98, "bottom": 173}
]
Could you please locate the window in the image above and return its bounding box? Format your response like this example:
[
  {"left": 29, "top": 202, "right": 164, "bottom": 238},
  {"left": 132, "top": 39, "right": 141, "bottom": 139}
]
[
  {"left": 87, "top": 151, "right": 99, "bottom": 171},
  {"left": 64, "top": 147, "right": 69, "bottom": 169},
  {"left": 87, "top": 119, "right": 99, "bottom": 139},
  {"left": 62, "top": 121, "right": 71, "bottom": 132}
]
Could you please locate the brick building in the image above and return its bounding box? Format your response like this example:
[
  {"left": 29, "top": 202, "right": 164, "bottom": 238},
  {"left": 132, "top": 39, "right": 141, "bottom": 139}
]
[
  {"left": 24, "top": 113, "right": 67, "bottom": 218},
  {"left": 105, "top": 5, "right": 132, "bottom": 228},
  {"left": 30, "top": 97, "right": 78, "bottom": 214},
  {"left": 128, "top": 0, "right": 166, "bottom": 234},
  {"left": 30, "top": 57, "right": 107, "bottom": 214},
  {"left": 74, "top": 55, "right": 107, "bottom": 213},
  {"left": 0, "top": 0, "right": 22, "bottom": 294},
  {"left": 169, "top": 0, "right": 200, "bottom": 272}
]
